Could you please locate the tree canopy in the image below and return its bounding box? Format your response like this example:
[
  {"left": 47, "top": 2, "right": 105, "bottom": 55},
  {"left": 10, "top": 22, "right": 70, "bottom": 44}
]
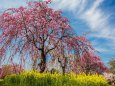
[{"left": 0, "top": 1, "right": 107, "bottom": 74}]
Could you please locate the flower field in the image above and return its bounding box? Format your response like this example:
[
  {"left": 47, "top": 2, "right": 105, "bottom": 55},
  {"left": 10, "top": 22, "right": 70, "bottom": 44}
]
[{"left": 0, "top": 71, "right": 109, "bottom": 86}]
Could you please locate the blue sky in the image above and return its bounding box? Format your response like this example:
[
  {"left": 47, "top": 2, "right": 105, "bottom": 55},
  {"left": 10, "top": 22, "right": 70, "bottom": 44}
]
[{"left": 0, "top": 0, "right": 115, "bottom": 65}]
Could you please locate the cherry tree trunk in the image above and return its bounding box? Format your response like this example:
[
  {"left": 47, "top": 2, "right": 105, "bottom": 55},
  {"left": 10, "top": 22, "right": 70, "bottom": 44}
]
[
  {"left": 62, "top": 57, "right": 67, "bottom": 75},
  {"left": 39, "top": 51, "right": 46, "bottom": 73},
  {"left": 32, "top": 59, "right": 37, "bottom": 71},
  {"left": 62, "top": 66, "right": 66, "bottom": 75}
]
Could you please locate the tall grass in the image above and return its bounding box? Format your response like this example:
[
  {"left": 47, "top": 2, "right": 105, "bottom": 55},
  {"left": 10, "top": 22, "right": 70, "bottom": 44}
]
[{"left": 3, "top": 71, "right": 109, "bottom": 86}]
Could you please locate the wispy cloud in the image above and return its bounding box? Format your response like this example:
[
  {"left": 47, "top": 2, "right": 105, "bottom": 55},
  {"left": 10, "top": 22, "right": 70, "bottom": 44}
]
[
  {"left": 95, "top": 47, "right": 109, "bottom": 53},
  {"left": 81, "top": 0, "right": 115, "bottom": 40},
  {"left": 52, "top": 0, "right": 87, "bottom": 13}
]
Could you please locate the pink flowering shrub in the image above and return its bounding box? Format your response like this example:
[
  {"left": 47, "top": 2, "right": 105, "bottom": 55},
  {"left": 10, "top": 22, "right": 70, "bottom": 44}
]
[{"left": 0, "top": 64, "right": 23, "bottom": 79}]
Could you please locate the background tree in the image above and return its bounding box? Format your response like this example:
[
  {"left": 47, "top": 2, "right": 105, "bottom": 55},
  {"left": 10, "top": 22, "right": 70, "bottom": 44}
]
[
  {"left": 80, "top": 51, "right": 107, "bottom": 74},
  {"left": 108, "top": 58, "right": 115, "bottom": 74},
  {"left": 68, "top": 50, "right": 108, "bottom": 74}
]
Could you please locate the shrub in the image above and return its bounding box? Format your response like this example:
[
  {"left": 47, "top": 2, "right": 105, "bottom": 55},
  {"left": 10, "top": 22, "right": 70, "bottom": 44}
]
[
  {"left": 3, "top": 71, "right": 109, "bottom": 86},
  {"left": 0, "top": 64, "right": 23, "bottom": 79}
]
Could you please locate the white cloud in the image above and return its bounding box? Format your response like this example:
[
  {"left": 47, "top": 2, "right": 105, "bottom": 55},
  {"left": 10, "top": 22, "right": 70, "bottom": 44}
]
[
  {"left": 52, "top": 0, "right": 87, "bottom": 13},
  {"left": 95, "top": 47, "right": 109, "bottom": 52},
  {"left": 81, "top": 0, "right": 115, "bottom": 39}
]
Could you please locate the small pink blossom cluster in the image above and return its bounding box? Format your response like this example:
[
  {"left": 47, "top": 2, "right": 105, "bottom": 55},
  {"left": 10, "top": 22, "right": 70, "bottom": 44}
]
[{"left": 103, "top": 72, "right": 115, "bottom": 85}]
